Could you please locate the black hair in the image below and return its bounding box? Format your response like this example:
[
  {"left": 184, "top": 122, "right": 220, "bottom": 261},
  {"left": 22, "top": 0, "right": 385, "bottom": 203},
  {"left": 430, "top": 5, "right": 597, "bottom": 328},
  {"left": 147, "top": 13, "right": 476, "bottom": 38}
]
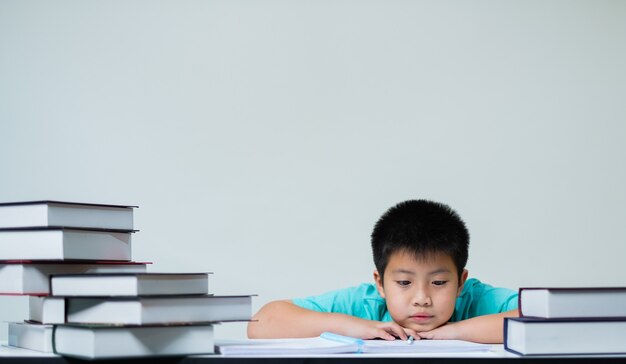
[{"left": 371, "top": 199, "right": 469, "bottom": 282}]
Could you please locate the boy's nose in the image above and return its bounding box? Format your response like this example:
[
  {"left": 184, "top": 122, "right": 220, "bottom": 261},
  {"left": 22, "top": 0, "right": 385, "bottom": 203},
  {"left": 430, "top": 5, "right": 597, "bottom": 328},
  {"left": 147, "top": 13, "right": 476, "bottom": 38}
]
[{"left": 412, "top": 291, "right": 432, "bottom": 306}]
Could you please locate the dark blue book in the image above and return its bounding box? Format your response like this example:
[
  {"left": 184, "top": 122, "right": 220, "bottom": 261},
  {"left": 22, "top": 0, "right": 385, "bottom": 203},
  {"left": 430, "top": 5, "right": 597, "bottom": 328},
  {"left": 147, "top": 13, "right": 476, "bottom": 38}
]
[{"left": 505, "top": 317, "right": 626, "bottom": 356}]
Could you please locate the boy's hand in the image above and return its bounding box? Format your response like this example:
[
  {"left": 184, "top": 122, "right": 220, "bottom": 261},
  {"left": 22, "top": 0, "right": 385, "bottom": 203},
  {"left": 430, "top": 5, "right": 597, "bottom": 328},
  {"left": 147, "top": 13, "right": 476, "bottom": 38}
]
[
  {"left": 345, "top": 319, "right": 420, "bottom": 341},
  {"left": 416, "top": 310, "right": 518, "bottom": 343},
  {"left": 249, "top": 301, "right": 423, "bottom": 340},
  {"left": 416, "top": 322, "right": 462, "bottom": 340}
]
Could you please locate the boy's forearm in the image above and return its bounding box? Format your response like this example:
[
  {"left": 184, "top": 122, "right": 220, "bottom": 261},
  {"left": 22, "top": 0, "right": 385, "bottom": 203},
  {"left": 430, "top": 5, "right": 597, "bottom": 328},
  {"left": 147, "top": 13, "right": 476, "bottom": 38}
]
[
  {"left": 247, "top": 300, "right": 361, "bottom": 339},
  {"left": 453, "top": 309, "right": 519, "bottom": 344}
]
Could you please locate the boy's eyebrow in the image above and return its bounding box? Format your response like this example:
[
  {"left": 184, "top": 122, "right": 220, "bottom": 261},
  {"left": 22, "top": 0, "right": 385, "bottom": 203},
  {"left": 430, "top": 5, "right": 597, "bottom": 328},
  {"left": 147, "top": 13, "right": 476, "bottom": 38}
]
[
  {"left": 391, "top": 269, "right": 416, "bottom": 275},
  {"left": 427, "top": 268, "right": 452, "bottom": 275},
  {"left": 391, "top": 268, "right": 452, "bottom": 275}
]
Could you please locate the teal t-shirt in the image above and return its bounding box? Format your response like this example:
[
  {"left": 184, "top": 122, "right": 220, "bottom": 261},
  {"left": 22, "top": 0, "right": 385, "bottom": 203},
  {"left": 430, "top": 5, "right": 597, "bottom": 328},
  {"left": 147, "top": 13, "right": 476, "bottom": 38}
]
[{"left": 291, "top": 278, "right": 518, "bottom": 322}]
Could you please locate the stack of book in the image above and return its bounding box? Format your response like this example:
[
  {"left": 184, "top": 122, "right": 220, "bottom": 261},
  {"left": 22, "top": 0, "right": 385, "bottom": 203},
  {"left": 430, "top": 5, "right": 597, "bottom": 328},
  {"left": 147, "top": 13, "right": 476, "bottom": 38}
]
[
  {"left": 504, "top": 287, "right": 626, "bottom": 355},
  {"left": 1, "top": 200, "right": 253, "bottom": 359}
]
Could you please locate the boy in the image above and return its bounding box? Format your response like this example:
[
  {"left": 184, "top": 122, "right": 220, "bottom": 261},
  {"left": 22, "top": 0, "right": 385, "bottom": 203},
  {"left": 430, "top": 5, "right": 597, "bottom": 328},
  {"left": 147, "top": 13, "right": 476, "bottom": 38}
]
[{"left": 248, "top": 200, "right": 518, "bottom": 343}]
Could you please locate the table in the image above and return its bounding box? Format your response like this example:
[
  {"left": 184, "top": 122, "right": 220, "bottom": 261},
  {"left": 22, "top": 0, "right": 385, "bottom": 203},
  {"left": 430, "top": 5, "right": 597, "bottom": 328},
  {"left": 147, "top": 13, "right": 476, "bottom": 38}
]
[{"left": 2, "top": 342, "right": 626, "bottom": 363}]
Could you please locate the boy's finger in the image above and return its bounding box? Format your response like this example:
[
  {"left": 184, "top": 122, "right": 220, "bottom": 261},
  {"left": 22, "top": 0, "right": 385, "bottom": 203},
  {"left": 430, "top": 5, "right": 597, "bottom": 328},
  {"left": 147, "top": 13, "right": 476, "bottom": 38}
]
[
  {"left": 404, "top": 329, "right": 420, "bottom": 340},
  {"left": 387, "top": 326, "right": 408, "bottom": 341},
  {"left": 417, "top": 331, "right": 433, "bottom": 339},
  {"left": 378, "top": 329, "right": 396, "bottom": 341}
]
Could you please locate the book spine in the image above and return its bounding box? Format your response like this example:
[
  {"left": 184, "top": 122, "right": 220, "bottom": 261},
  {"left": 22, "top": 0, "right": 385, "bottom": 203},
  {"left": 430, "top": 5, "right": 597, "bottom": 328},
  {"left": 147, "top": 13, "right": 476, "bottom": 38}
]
[
  {"left": 517, "top": 289, "right": 523, "bottom": 316},
  {"left": 503, "top": 318, "right": 526, "bottom": 356}
]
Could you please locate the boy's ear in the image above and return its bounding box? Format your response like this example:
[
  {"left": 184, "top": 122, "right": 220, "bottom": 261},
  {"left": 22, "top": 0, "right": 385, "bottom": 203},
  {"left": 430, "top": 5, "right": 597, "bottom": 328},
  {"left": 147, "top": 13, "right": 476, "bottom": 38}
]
[
  {"left": 457, "top": 269, "right": 469, "bottom": 296},
  {"left": 373, "top": 270, "right": 385, "bottom": 298}
]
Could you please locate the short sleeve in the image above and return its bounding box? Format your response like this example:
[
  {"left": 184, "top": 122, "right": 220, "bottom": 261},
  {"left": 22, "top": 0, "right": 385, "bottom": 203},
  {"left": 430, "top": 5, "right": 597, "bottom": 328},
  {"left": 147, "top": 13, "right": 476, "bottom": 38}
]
[
  {"left": 291, "top": 283, "right": 387, "bottom": 321},
  {"left": 451, "top": 278, "right": 518, "bottom": 322}
]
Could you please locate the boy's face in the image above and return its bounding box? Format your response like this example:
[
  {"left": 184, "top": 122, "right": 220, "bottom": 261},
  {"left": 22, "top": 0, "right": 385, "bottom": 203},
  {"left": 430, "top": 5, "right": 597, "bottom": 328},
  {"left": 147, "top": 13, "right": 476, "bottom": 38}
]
[{"left": 374, "top": 250, "right": 468, "bottom": 332}]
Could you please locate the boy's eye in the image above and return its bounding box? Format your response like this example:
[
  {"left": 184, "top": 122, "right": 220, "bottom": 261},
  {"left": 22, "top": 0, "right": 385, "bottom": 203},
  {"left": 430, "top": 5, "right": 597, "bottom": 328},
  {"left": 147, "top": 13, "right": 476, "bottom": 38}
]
[
  {"left": 432, "top": 280, "right": 448, "bottom": 286},
  {"left": 396, "top": 280, "right": 411, "bottom": 287}
]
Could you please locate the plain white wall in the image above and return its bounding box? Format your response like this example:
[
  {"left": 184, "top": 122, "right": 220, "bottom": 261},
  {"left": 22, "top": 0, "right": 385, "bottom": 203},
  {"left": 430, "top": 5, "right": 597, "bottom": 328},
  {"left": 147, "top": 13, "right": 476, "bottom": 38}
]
[{"left": 1, "top": 0, "right": 626, "bottom": 340}]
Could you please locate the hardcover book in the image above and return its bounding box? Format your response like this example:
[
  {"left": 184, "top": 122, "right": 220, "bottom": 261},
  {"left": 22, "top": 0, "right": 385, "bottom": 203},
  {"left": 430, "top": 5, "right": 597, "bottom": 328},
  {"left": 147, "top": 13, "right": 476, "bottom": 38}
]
[
  {"left": 519, "top": 287, "right": 626, "bottom": 318},
  {"left": 51, "top": 272, "right": 211, "bottom": 296},
  {"left": 29, "top": 296, "right": 64, "bottom": 324},
  {"left": 0, "top": 228, "right": 132, "bottom": 261},
  {"left": 53, "top": 324, "right": 214, "bottom": 359},
  {"left": 8, "top": 322, "right": 54, "bottom": 353},
  {"left": 66, "top": 295, "right": 253, "bottom": 325},
  {"left": 504, "top": 317, "right": 626, "bottom": 355},
  {"left": 0, "top": 200, "right": 135, "bottom": 230},
  {"left": 0, "top": 260, "right": 148, "bottom": 295}
]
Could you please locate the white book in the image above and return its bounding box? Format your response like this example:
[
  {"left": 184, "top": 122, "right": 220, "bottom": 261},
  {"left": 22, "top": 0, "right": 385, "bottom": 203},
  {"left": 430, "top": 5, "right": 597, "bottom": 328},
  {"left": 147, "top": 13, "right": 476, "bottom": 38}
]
[
  {"left": 0, "top": 228, "right": 132, "bottom": 261},
  {"left": 504, "top": 317, "right": 626, "bottom": 355},
  {"left": 8, "top": 322, "right": 54, "bottom": 353},
  {"left": 519, "top": 287, "right": 626, "bottom": 318},
  {"left": 29, "top": 296, "right": 65, "bottom": 324},
  {"left": 67, "top": 295, "right": 253, "bottom": 325},
  {"left": 53, "top": 324, "right": 214, "bottom": 359},
  {"left": 0, "top": 261, "right": 148, "bottom": 295},
  {"left": 0, "top": 200, "right": 134, "bottom": 230},
  {"left": 51, "top": 273, "right": 211, "bottom": 296}
]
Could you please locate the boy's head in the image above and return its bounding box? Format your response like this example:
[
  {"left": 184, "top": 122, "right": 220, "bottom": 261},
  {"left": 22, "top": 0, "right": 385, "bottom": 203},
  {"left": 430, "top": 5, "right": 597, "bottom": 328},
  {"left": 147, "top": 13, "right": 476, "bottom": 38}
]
[
  {"left": 371, "top": 200, "right": 469, "bottom": 281},
  {"left": 371, "top": 200, "right": 470, "bottom": 331}
]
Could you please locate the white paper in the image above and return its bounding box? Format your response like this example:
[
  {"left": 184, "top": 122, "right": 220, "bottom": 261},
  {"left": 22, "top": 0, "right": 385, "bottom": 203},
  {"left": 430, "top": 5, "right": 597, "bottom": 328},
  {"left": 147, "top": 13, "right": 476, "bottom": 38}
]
[{"left": 217, "top": 337, "right": 490, "bottom": 355}]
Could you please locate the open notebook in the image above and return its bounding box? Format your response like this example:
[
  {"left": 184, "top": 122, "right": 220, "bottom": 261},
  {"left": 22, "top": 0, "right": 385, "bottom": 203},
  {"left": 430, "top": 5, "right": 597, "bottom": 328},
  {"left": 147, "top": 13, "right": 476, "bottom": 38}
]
[{"left": 217, "top": 333, "right": 490, "bottom": 355}]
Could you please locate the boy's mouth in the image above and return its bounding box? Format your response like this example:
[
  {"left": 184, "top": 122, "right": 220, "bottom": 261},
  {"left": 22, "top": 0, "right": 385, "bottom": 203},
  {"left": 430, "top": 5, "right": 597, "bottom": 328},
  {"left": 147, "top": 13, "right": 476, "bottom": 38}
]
[{"left": 409, "top": 313, "right": 434, "bottom": 322}]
